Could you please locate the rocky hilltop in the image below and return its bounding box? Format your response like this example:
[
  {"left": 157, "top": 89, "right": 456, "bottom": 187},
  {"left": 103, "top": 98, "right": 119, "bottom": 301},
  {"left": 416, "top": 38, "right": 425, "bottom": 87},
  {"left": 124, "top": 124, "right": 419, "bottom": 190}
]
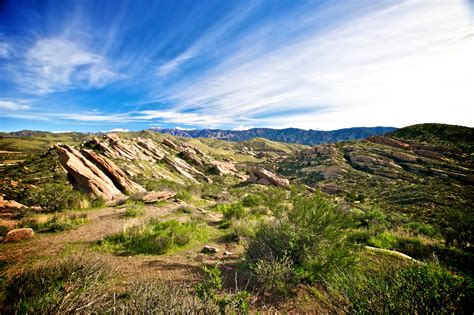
[{"left": 279, "top": 124, "right": 473, "bottom": 222}]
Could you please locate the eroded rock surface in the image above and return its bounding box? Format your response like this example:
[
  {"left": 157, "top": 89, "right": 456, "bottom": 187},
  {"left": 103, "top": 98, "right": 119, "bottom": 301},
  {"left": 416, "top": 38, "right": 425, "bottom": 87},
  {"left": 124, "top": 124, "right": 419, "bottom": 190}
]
[{"left": 248, "top": 167, "right": 290, "bottom": 188}]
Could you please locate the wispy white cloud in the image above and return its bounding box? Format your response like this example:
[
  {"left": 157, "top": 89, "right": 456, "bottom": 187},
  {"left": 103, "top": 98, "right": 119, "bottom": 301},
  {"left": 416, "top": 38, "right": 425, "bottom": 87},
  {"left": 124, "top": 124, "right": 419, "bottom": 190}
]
[
  {"left": 156, "top": 0, "right": 474, "bottom": 129},
  {"left": 109, "top": 128, "right": 129, "bottom": 132},
  {"left": 233, "top": 125, "right": 254, "bottom": 131},
  {"left": 0, "top": 42, "right": 11, "bottom": 58},
  {"left": 0, "top": 100, "right": 30, "bottom": 110},
  {"left": 16, "top": 38, "right": 118, "bottom": 94}
]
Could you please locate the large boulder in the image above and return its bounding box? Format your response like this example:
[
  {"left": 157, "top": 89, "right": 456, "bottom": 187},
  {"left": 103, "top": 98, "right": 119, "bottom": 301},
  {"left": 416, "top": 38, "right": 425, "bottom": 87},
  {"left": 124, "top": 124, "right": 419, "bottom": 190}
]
[
  {"left": 3, "top": 228, "right": 34, "bottom": 242},
  {"left": 248, "top": 167, "right": 290, "bottom": 188}
]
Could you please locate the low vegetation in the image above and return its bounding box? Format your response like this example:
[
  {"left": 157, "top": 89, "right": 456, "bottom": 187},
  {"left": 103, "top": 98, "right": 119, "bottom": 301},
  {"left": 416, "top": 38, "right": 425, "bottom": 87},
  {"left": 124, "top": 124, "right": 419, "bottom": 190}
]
[
  {"left": 18, "top": 212, "right": 88, "bottom": 233},
  {"left": 100, "top": 219, "right": 210, "bottom": 255},
  {"left": 124, "top": 200, "right": 145, "bottom": 217}
]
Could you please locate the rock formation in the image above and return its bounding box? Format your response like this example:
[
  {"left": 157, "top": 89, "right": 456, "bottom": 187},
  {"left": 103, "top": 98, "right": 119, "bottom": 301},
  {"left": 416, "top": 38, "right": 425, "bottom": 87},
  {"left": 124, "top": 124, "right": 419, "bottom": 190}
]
[
  {"left": 248, "top": 167, "right": 290, "bottom": 188},
  {"left": 55, "top": 143, "right": 144, "bottom": 201},
  {"left": 142, "top": 191, "right": 176, "bottom": 203},
  {"left": 81, "top": 149, "right": 145, "bottom": 195}
]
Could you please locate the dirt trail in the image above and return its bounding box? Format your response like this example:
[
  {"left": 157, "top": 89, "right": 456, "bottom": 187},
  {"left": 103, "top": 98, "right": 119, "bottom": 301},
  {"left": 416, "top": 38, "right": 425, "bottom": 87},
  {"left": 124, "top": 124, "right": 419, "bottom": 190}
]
[
  {"left": 1, "top": 203, "right": 178, "bottom": 271},
  {"left": 0, "top": 202, "right": 236, "bottom": 283}
]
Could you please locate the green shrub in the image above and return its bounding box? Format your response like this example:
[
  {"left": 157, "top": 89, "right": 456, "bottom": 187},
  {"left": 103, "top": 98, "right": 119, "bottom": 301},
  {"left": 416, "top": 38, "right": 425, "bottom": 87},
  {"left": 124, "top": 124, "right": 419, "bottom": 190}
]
[
  {"left": 195, "top": 265, "right": 251, "bottom": 314},
  {"left": 176, "top": 190, "right": 193, "bottom": 202},
  {"left": 329, "top": 262, "right": 473, "bottom": 313},
  {"left": 24, "top": 183, "right": 88, "bottom": 211},
  {"left": 101, "top": 219, "right": 209, "bottom": 255},
  {"left": 219, "top": 203, "right": 246, "bottom": 221},
  {"left": 124, "top": 200, "right": 145, "bottom": 217},
  {"left": 368, "top": 231, "right": 398, "bottom": 249},
  {"left": 242, "top": 194, "right": 264, "bottom": 207},
  {"left": 251, "top": 255, "right": 294, "bottom": 294},
  {"left": 403, "top": 221, "right": 438, "bottom": 237},
  {"left": 144, "top": 179, "right": 182, "bottom": 192},
  {"left": 355, "top": 208, "right": 390, "bottom": 229},
  {"left": 3, "top": 257, "right": 109, "bottom": 314},
  {"left": 246, "top": 193, "right": 356, "bottom": 285}
]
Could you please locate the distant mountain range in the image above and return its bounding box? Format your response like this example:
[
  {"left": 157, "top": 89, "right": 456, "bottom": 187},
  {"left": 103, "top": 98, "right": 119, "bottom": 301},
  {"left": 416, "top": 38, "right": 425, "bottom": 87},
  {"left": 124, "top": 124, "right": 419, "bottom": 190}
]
[{"left": 150, "top": 126, "right": 397, "bottom": 145}]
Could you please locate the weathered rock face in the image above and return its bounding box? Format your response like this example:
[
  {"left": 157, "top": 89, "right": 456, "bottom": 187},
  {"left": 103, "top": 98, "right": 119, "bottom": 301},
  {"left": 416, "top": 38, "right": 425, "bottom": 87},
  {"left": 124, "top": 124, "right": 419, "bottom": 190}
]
[
  {"left": 142, "top": 191, "right": 176, "bottom": 203},
  {"left": 164, "top": 156, "right": 212, "bottom": 184},
  {"left": 163, "top": 138, "right": 178, "bottom": 150},
  {"left": 248, "top": 167, "right": 290, "bottom": 188},
  {"left": 88, "top": 134, "right": 166, "bottom": 162},
  {"left": 3, "top": 228, "right": 34, "bottom": 242},
  {"left": 81, "top": 149, "right": 145, "bottom": 195},
  {"left": 55, "top": 143, "right": 144, "bottom": 201},
  {"left": 56, "top": 143, "right": 124, "bottom": 200}
]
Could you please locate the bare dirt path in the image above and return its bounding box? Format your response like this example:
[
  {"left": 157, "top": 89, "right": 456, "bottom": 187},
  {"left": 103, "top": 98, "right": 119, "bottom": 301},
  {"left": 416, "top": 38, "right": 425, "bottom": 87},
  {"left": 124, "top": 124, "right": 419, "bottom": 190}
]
[{"left": 0, "top": 202, "right": 238, "bottom": 283}]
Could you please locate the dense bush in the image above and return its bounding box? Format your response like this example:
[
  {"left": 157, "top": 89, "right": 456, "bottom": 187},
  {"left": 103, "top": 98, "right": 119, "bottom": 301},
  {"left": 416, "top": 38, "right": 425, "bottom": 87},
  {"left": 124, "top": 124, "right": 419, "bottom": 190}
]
[
  {"left": 329, "top": 262, "right": 473, "bottom": 313},
  {"left": 101, "top": 219, "right": 209, "bottom": 255},
  {"left": 24, "top": 183, "right": 88, "bottom": 211},
  {"left": 218, "top": 203, "right": 247, "bottom": 221},
  {"left": 246, "top": 193, "right": 356, "bottom": 288}
]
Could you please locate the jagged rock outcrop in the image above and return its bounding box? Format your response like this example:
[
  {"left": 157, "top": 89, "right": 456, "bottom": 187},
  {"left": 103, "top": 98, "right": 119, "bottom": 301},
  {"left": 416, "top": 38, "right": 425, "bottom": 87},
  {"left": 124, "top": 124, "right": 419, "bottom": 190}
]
[
  {"left": 56, "top": 143, "right": 124, "bottom": 200},
  {"left": 87, "top": 134, "right": 166, "bottom": 162},
  {"left": 248, "top": 167, "right": 290, "bottom": 188},
  {"left": 163, "top": 138, "right": 178, "bottom": 150},
  {"left": 55, "top": 143, "right": 144, "bottom": 201},
  {"left": 164, "top": 156, "right": 212, "bottom": 184},
  {"left": 81, "top": 149, "right": 145, "bottom": 194}
]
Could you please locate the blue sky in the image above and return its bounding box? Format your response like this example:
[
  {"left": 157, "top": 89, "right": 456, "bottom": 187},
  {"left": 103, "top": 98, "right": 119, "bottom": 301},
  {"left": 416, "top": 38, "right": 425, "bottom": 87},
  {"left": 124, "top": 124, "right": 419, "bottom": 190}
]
[{"left": 0, "top": 0, "right": 473, "bottom": 132}]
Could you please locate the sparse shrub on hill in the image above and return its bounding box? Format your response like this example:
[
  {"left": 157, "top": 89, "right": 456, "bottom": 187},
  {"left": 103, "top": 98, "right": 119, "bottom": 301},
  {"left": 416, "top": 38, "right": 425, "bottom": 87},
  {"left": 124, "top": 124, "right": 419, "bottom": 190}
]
[{"left": 246, "top": 192, "right": 356, "bottom": 289}]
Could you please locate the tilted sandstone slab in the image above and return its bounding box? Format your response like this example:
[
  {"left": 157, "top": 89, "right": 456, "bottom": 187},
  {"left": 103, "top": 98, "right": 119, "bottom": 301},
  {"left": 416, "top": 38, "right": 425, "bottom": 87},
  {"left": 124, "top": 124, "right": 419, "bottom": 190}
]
[
  {"left": 248, "top": 167, "right": 290, "bottom": 188},
  {"left": 81, "top": 149, "right": 145, "bottom": 195},
  {"left": 164, "top": 156, "right": 212, "bottom": 184},
  {"left": 55, "top": 143, "right": 125, "bottom": 201},
  {"left": 142, "top": 191, "right": 176, "bottom": 203}
]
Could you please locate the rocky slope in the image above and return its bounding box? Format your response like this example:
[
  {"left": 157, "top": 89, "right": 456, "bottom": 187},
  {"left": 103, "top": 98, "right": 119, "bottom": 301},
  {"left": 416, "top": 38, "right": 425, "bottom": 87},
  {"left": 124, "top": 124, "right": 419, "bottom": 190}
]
[
  {"left": 279, "top": 124, "right": 473, "bottom": 222},
  {"left": 152, "top": 126, "right": 396, "bottom": 145}
]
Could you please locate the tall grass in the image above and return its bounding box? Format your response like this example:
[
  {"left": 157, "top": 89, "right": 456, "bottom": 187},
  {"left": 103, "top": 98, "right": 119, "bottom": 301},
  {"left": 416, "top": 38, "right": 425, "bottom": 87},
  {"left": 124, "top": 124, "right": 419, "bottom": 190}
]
[
  {"left": 101, "top": 219, "right": 209, "bottom": 255},
  {"left": 18, "top": 212, "right": 88, "bottom": 233},
  {"left": 326, "top": 262, "right": 473, "bottom": 313},
  {"left": 124, "top": 200, "right": 145, "bottom": 217},
  {"left": 2, "top": 257, "right": 110, "bottom": 314}
]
